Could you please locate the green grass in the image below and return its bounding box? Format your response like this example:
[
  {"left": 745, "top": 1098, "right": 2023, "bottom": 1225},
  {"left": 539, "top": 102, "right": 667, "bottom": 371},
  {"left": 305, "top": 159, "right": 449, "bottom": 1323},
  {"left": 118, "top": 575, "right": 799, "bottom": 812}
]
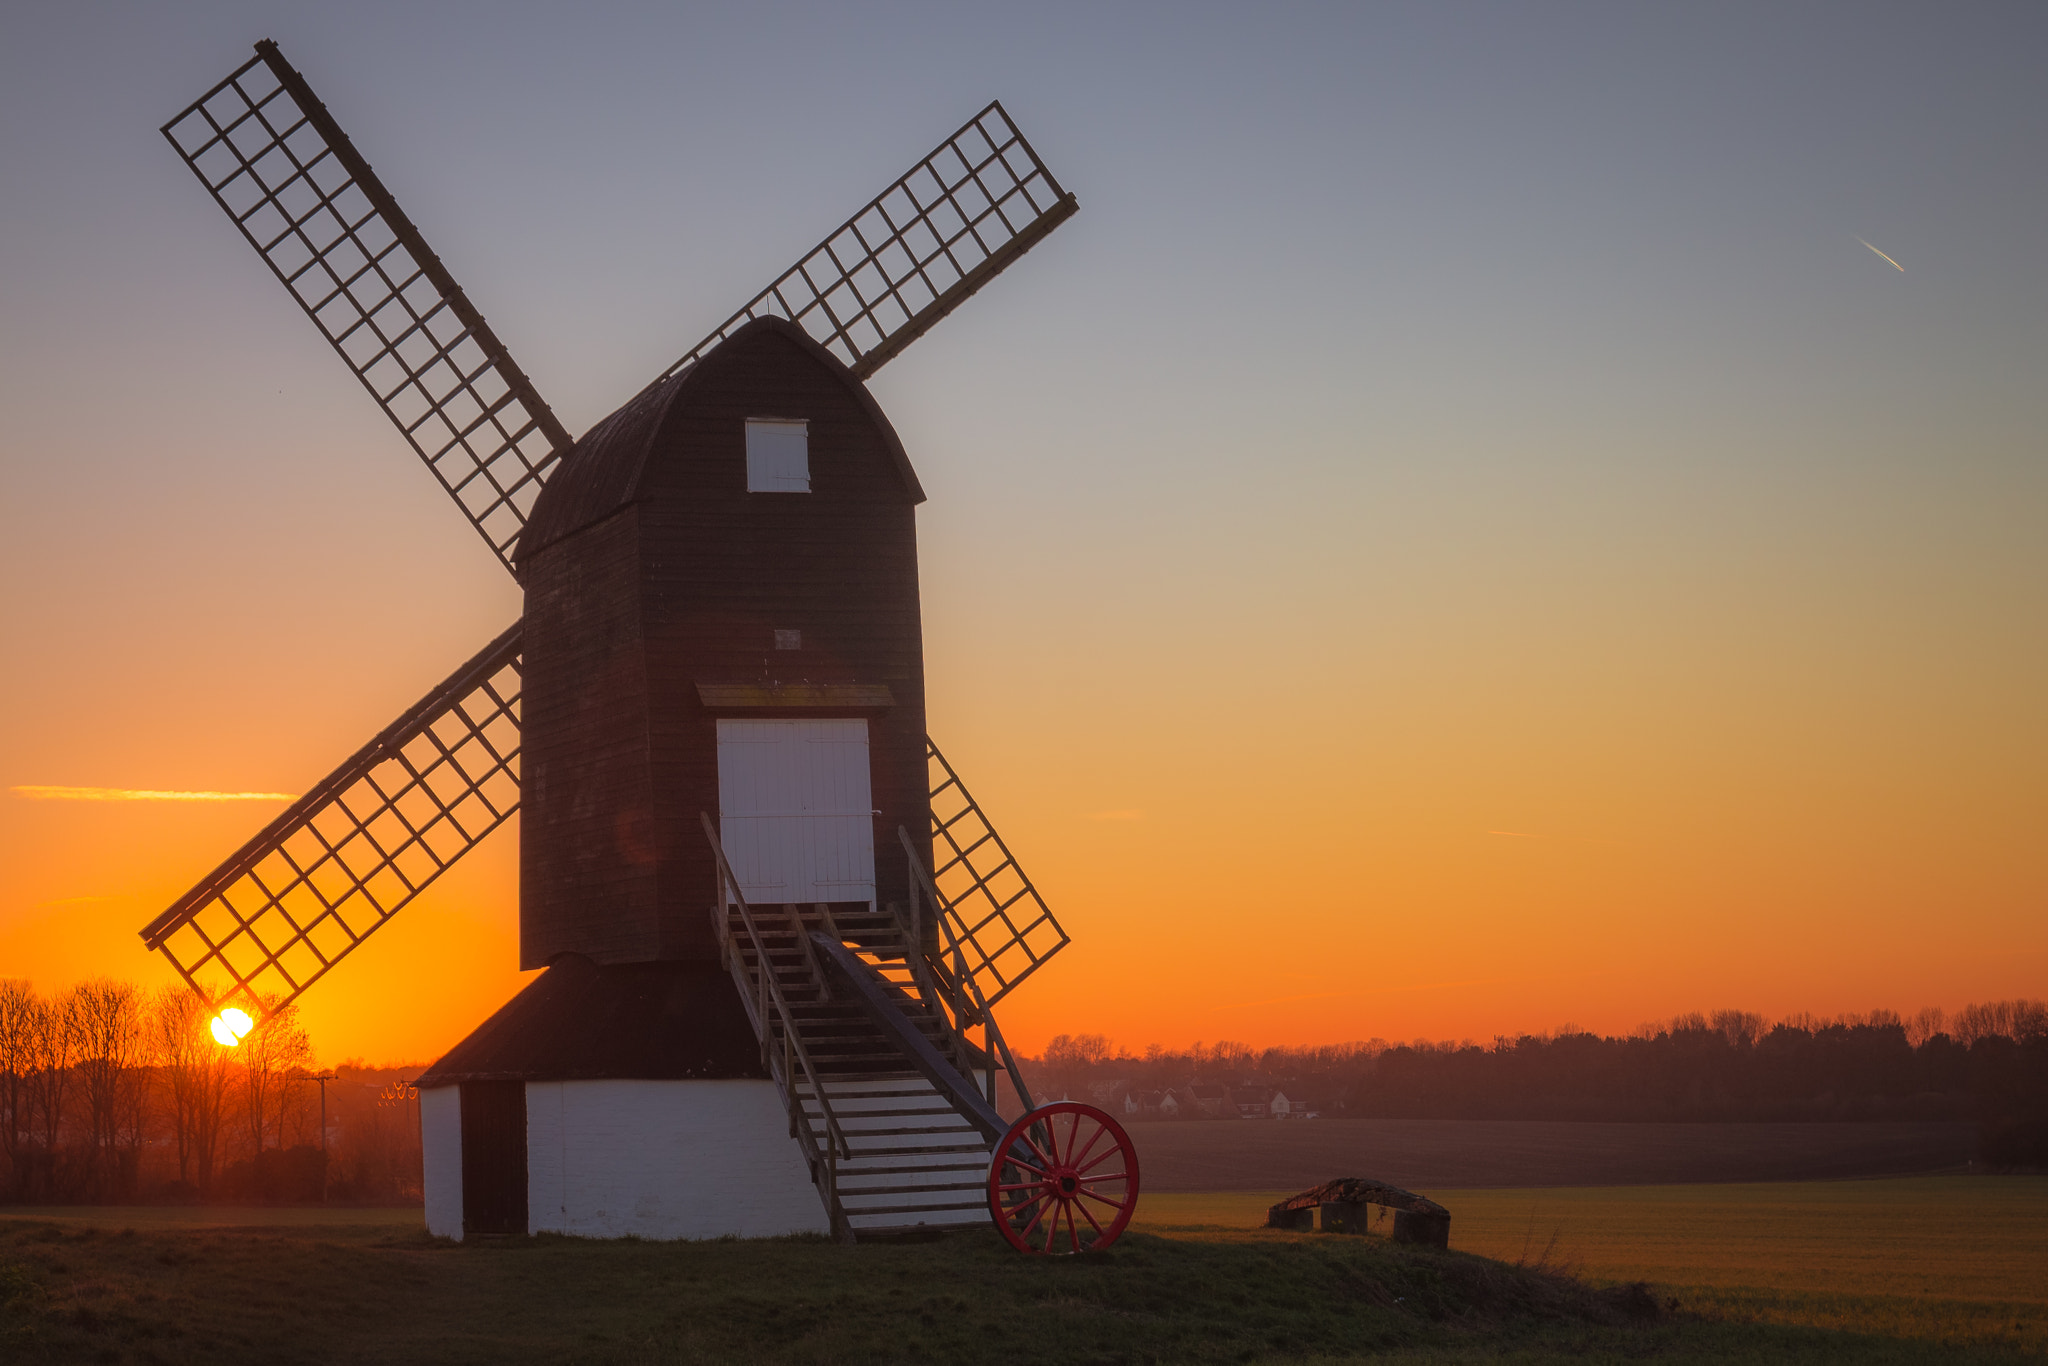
[
  {"left": 0, "top": 1177, "right": 2040, "bottom": 1363},
  {"left": 0, "top": 1205, "right": 423, "bottom": 1230},
  {"left": 1140, "top": 1177, "right": 2048, "bottom": 1358}
]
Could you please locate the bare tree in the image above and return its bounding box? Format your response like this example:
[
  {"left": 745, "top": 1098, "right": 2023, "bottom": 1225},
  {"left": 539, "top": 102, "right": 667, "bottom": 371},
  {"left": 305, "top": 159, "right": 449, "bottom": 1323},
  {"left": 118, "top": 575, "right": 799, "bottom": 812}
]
[
  {"left": 1954, "top": 999, "right": 2048, "bottom": 1047},
  {"left": 1040, "top": 1033, "right": 1112, "bottom": 1099},
  {"left": 73, "top": 980, "right": 146, "bottom": 1201},
  {"left": 1906, "top": 1007, "right": 1948, "bottom": 1047},
  {"left": 0, "top": 980, "right": 35, "bottom": 1201},
  {"left": 25, "top": 987, "right": 81, "bottom": 1200},
  {"left": 237, "top": 1001, "right": 313, "bottom": 1157},
  {"left": 1711, "top": 1010, "right": 1765, "bottom": 1049},
  {"left": 148, "top": 986, "right": 233, "bottom": 1194}
]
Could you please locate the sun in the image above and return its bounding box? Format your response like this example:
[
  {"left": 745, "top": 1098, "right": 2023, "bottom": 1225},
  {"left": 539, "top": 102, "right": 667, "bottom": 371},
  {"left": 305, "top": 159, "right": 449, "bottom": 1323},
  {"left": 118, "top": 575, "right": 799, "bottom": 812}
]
[{"left": 210, "top": 1007, "right": 254, "bottom": 1047}]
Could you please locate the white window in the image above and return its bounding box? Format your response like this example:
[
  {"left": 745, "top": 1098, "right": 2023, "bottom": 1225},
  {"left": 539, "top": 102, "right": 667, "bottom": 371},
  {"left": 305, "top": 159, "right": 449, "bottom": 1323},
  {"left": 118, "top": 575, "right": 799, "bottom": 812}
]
[{"left": 745, "top": 418, "right": 810, "bottom": 492}]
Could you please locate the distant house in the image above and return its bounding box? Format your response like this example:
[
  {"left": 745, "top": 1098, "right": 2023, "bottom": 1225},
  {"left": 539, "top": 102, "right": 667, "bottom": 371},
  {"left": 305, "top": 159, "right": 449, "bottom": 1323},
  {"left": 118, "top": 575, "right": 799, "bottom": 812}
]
[
  {"left": 1231, "top": 1087, "right": 1276, "bottom": 1118},
  {"left": 1160, "top": 1088, "right": 1195, "bottom": 1119},
  {"left": 1271, "top": 1091, "right": 1332, "bottom": 1119},
  {"left": 1087, "top": 1079, "right": 1132, "bottom": 1112},
  {"left": 1127, "top": 1089, "right": 1165, "bottom": 1120},
  {"left": 1188, "top": 1082, "right": 1232, "bottom": 1118}
]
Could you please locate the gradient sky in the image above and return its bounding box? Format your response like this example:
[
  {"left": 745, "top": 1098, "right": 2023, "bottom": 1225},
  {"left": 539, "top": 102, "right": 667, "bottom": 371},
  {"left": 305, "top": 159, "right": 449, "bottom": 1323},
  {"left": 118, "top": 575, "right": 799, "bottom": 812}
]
[{"left": 2, "top": 1, "right": 2043, "bottom": 1065}]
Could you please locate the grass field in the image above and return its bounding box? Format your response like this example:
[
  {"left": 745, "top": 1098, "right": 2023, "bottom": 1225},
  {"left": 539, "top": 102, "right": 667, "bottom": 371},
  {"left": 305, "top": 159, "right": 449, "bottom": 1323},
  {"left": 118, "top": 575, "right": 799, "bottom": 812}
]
[
  {"left": 1130, "top": 1117, "right": 1976, "bottom": 1191},
  {"left": 1, "top": 1177, "right": 2041, "bottom": 1363},
  {"left": 1142, "top": 1176, "right": 2048, "bottom": 1356}
]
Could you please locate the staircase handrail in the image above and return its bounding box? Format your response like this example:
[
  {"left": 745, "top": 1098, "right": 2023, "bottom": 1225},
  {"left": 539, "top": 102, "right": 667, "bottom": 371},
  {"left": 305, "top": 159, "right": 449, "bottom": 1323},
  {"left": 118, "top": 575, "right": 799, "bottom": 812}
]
[
  {"left": 701, "top": 813, "right": 851, "bottom": 1164},
  {"left": 899, "top": 827, "right": 1037, "bottom": 1114},
  {"left": 811, "top": 932, "right": 1013, "bottom": 1147}
]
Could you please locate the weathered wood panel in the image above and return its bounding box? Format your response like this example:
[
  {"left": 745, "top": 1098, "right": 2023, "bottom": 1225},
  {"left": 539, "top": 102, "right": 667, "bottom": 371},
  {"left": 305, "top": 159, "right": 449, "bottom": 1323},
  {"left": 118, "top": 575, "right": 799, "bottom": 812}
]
[
  {"left": 459, "top": 1079, "right": 529, "bottom": 1237},
  {"left": 519, "top": 509, "right": 660, "bottom": 968},
  {"left": 521, "top": 319, "right": 931, "bottom": 966}
]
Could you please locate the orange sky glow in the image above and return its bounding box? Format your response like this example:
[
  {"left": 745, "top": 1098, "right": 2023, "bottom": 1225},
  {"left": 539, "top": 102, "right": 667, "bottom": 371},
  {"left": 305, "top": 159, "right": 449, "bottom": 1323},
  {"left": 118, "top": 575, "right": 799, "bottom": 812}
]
[{"left": 2, "top": 5, "right": 2044, "bottom": 1067}]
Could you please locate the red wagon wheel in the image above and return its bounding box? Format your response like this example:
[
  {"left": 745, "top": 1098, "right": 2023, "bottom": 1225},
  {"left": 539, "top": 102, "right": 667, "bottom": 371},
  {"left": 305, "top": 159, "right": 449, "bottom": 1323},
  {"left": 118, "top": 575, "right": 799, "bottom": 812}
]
[{"left": 987, "top": 1102, "right": 1140, "bottom": 1254}]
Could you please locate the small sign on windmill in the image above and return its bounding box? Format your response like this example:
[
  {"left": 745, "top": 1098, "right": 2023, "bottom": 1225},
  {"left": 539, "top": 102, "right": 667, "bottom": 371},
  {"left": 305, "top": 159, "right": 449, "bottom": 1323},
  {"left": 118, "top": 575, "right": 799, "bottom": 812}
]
[{"left": 140, "top": 40, "right": 1136, "bottom": 1251}]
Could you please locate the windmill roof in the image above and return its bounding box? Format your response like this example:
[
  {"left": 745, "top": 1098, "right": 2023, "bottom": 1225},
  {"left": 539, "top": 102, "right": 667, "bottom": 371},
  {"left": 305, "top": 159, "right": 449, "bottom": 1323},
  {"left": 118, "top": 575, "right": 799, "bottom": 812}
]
[
  {"left": 514, "top": 316, "right": 923, "bottom": 567},
  {"left": 415, "top": 954, "right": 765, "bottom": 1087}
]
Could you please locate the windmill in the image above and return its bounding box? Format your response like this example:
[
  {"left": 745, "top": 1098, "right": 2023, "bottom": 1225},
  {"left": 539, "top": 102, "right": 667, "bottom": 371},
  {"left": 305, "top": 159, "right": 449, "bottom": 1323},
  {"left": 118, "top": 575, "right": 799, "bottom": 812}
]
[{"left": 141, "top": 40, "right": 1137, "bottom": 1250}]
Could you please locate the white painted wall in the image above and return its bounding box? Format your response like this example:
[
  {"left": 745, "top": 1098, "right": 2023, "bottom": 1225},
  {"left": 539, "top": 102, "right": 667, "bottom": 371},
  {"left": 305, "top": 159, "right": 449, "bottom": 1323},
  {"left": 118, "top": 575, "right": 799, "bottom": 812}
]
[
  {"left": 717, "top": 719, "right": 876, "bottom": 904},
  {"left": 420, "top": 1084, "right": 464, "bottom": 1241},
  {"left": 526, "top": 1079, "right": 830, "bottom": 1240}
]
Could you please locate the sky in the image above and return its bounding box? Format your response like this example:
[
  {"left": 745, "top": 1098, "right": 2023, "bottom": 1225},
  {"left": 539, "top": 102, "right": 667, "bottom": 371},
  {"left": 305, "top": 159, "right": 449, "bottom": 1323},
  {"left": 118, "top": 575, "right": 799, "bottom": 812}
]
[{"left": 1, "top": 1, "right": 2043, "bottom": 1065}]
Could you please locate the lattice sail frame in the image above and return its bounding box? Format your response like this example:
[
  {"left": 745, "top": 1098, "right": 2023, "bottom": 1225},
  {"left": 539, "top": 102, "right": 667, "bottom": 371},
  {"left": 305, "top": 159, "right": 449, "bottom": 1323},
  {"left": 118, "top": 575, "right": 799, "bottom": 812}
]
[
  {"left": 145, "top": 38, "right": 1083, "bottom": 1021},
  {"left": 140, "top": 625, "right": 524, "bottom": 1019},
  {"left": 924, "top": 740, "right": 1070, "bottom": 1009},
  {"left": 161, "top": 42, "right": 571, "bottom": 572},
  {"left": 654, "top": 100, "right": 1077, "bottom": 388}
]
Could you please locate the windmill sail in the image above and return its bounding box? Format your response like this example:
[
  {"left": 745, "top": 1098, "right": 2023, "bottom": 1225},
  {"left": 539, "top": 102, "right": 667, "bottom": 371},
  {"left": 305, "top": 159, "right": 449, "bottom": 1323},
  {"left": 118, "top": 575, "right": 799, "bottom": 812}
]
[
  {"left": 146, "top": 46, "right": 1081, "bottom": 1020},
  {"left": 652, "top": 100, "right": 1078, "bottom": 389},
  {"left": 162, "top": 42, "right": 571, "bottom": 572},
  {"left": 139, "top": 625, "right": 523, "bottom": 1020},
  {"left": 920, "top": 740, "right": 1069, "bottom": 1008}
]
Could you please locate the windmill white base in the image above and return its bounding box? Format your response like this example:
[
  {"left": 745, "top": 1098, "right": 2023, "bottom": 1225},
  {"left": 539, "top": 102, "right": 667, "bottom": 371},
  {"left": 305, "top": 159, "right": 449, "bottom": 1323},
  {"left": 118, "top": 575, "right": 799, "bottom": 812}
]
[
  {"left": 423, "top": 1080, "right": 830, "bottom": 1242},
  {"left": 413, "top": 928, "right": 1021, "bottom": 1243},
  {"left": 421, "top": 1073, "right": 1012, "bottom": 1241}
]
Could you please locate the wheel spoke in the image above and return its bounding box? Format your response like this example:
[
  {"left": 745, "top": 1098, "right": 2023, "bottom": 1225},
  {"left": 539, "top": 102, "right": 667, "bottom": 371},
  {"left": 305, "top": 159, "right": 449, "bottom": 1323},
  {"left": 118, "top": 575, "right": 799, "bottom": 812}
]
[
  {"left": 1077, "top": 1186, "right": 1128, "bottom": 1212},
  {"left": 1003, "top": 1153, "right": 1048, "bottom": 1178},
  {"left": 1017, "top": 1192, "right": 1054, "bottom": 1242},
  {"left": 1066, "top": 1201, "right": 1081, "bottom": 1253},
  {"left": 1075, "top": 1195, "right": 1106, "bottom": 1237},
  {"left": 1068, "top": 1120, "right": 1110, "bottom": 1173},
  {"left": 1078, "top": 1169, "right": 1128, "bottom": 1186},
  {"left": 1024, "top": 1133, "right": 1059, "bottom": 1172},
  {"left": 998, "top": 1179, "right": 1051, "bottom": 1193},
  {"left": 1077, "top": 1143, "right": 1124, "bottom": 1176},
  {"left": 1002, "top": 1191, "right": 1047, "bottom": 1222}
]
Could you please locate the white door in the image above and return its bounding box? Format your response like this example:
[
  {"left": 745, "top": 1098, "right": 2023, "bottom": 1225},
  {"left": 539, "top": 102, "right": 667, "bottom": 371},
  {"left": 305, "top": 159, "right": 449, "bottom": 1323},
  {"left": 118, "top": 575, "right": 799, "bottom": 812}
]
[{"left": 716, "top": 719, "right": 876, "bottom": 905}]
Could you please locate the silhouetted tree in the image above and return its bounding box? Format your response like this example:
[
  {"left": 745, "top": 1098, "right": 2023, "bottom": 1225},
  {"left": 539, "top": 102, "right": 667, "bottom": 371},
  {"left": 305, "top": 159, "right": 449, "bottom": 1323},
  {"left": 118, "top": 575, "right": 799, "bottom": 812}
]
[{"left": 148, "top": 986, "right": 233, "bottom": 1195}]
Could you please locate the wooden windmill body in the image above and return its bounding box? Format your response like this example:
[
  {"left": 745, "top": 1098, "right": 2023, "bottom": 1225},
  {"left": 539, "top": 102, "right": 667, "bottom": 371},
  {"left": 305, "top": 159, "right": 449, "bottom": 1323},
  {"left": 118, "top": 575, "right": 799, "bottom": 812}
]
[
  {"left": 517, "top": 318, "right": 932, "bottom": 968},
  {"left": 142, "top": 41, "right": 1106, "bottom": 1244}
]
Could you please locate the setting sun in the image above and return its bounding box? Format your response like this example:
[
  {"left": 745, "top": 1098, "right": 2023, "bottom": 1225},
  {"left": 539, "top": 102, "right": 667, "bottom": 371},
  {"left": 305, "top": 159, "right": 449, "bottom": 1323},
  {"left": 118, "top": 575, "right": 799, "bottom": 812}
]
[{"left": 209, "top": 1006, "right": 253, "bottom": 1048}]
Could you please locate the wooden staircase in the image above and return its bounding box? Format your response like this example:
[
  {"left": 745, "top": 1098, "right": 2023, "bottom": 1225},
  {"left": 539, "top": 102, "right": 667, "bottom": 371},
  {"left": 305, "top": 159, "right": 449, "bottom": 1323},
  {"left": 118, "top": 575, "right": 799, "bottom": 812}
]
[{"left": 710, "top": 887, "right": 1011, "bottom": 1240}]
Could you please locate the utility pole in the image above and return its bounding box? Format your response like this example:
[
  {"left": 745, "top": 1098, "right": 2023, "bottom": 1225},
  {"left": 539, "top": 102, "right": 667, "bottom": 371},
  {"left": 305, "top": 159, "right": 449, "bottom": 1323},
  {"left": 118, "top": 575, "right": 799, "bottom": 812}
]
[
  {"left": 285, "top": 1069, "right": 339, "bottom": 1203},
  {"left": 314, "top": 1071, "right": 335, "bottom": 1204}
]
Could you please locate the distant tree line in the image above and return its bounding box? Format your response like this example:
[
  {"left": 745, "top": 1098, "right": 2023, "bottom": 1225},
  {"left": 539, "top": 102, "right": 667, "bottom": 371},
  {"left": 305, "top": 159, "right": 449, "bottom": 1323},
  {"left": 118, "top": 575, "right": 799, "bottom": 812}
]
[
  {"left": 1023, "top": 1001, "right": 2048, "bottom": 1166},
  {"left": 0, "top": 979, "right": 423, "bottom": 1205}
]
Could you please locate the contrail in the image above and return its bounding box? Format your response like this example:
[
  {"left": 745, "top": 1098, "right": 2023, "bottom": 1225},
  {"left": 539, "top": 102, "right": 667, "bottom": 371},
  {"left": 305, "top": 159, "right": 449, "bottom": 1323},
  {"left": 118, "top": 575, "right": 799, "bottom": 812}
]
[
  {"left": 11, "top": 785, "right": 297, "bottom": 802},
  {"left": 1858, "top": 238, "right": 1904, "bottom": 271}
]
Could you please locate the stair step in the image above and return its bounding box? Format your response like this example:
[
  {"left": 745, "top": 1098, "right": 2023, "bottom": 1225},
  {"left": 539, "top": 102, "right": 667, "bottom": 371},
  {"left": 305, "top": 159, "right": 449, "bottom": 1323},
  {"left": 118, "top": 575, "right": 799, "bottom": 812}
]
[
  {"left": 835, "top": 1159, "right": 988, "bottom": 1177},
  {"left": 835, "top": 1181, "right": 986, "bottom": 1197},
  {"left": 718, "top": 908, "right": 1009, "bottom": 1239},
  {"left": 838, "top": 1198, "right": 990, "bottom": 1218}
]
